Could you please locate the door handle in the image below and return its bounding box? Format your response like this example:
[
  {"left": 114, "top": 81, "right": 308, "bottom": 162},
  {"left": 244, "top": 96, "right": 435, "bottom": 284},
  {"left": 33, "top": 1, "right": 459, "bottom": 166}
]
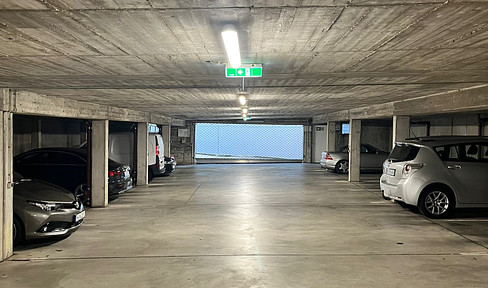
[{"left": 447, "top": 164, "right": 462, "bottom": 170}]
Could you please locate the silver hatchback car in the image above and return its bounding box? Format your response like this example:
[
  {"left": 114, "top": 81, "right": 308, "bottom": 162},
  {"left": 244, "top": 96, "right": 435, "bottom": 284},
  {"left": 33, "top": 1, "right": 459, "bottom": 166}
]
[{"left": 380, "top": 136, "right": 488, "bottom": 218}]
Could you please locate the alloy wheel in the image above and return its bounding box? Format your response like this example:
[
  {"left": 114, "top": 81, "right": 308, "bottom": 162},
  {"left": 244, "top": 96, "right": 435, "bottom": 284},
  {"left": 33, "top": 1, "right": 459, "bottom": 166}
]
[{"left": 424, "top": 191, "right": 449, "bottom": 216}]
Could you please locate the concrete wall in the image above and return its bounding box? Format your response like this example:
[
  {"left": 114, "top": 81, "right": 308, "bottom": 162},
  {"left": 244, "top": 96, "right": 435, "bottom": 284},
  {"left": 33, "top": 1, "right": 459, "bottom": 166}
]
[
  {"left": 312, "top": 125, "right": 327, "bottom": 163},
  {"left": 411, "top": 114, "right": 487, "bottom": 137},
  {"left": 13, "top": 116, "right": 85, "bottom": 156},
  {"left": 171, "top": 124, "right": 194, "bottom": 165}
]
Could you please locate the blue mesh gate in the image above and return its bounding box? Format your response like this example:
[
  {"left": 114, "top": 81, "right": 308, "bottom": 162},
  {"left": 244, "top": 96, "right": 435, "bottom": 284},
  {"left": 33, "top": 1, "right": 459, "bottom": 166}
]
[{"left": 195, "top": 123, "right": 303, "bottom": 162}]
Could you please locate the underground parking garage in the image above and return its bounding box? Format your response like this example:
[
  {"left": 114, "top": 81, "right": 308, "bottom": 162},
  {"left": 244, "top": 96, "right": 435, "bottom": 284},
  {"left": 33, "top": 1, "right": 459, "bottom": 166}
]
[{"left": 2, "top": 1, "right": 488, "bottom": 287}]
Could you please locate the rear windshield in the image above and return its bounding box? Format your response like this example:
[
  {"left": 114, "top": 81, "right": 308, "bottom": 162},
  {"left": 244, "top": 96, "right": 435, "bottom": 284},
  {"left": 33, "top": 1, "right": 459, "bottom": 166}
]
[{"left": 388, "top": 144, "right": 420, "bottom": 162}]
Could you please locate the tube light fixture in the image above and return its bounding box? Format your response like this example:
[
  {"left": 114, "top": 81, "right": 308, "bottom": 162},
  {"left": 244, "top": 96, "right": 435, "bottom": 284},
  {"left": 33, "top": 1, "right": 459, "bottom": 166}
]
[
  {"left": 221, "top": 25, "right": 241, "bottom": 68},
  {"left": 238, "top": 95, "right": 247, "bottom": 105}
]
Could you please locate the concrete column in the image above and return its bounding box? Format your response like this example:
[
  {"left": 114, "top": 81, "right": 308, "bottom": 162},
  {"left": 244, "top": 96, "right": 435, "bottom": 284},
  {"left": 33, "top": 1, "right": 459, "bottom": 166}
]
[
  {"left": 136, "top": 122, "right": 148, "bottom": 185},
  {"left": 303, "top": 125, "right": 312, "bottom": 163},
  {"left": 348, "top": 119, "right": 361, "bottom": 182},
  {"left": 327, "top": 121, "right": 337, "bottom": 152},
  {"left": 162, "top": 125, "right": 171, "bottom": 157},
  {"left": 393, "top": 116, "right": 410, "bottom": 146},
  {"left": 91, "top": 120, "right": 109, "bottom": 208},
  {"left": 1, "top": 111, "right": 13, "bottom": 261}
]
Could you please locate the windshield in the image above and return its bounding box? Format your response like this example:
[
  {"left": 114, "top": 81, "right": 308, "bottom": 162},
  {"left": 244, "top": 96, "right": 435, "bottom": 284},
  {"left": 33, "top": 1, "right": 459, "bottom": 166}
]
[{"left": 389, "top": 143, "right": 420, "bottom": 162}]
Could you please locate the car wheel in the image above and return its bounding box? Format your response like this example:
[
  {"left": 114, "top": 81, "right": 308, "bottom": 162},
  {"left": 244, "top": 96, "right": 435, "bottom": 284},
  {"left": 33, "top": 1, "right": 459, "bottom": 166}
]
[
  {"left": 335, "top": 160, "right": 349, "bottom": 174},
  {"left": 148, "top": 169, "right": 154, "bottom": 182},
  {"left": 418, "top": 187, "right": 455, "bottom": 219},
  {"left": 74, "top": 183, "right": 88, "bottom": 205},
  {"left": 13, "top": 216, "right": 24, "bottom": 246}
]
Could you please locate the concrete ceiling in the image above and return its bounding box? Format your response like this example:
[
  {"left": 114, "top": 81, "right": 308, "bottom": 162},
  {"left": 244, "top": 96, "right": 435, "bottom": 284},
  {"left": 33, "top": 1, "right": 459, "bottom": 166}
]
[{"left": 1, "top": 0, "right": 488, "bottom": 121}]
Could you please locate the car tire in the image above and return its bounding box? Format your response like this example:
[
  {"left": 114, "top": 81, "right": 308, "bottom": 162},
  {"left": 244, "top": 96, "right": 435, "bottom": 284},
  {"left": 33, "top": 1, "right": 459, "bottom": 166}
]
[
  {"left": 148, "top": 169, "right": 154, "bottom": 182},
  {"left": 382, "top": 190, "right": 391, "bottom": 201},
  {"left": 335, "top": 160, "right": 349, "bottom": 174},
  {"left": 418, "top": 187, "right": 455, "bottom": 219},
  {"left": 13, "top": 216, "right": 24, "bottom": 246}
]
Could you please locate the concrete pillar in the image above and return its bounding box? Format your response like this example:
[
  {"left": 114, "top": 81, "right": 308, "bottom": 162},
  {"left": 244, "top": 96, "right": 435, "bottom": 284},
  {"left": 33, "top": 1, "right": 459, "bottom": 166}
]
[
  {"left": 393, "top": 116, "right": 410, "bottom": 146},
  {"left": 162, "top": 125, "right": 171, "bottom": 157},
  {"left": 1, "top": 111, "right": 13, "bottom": 261},
  {"left": 91, "top": 120, "right": 109, "bottom": 207},
  {"left": 303, "top": 125, "right": 312, "bottom": 163},
  {"left": 136, "top": 122, "right": 148, "bottom": 185},
  {"left": 348, "top": 119, "right": 361, "bottom": 182},
  {"left": 327, "top": 121, "right": 337, "bottom": 152}
]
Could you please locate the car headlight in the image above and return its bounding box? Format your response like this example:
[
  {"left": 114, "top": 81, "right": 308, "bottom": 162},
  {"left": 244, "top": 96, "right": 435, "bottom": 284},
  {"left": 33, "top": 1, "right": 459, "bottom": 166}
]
[{"left": 28, "top": 201, "right": 62, "bottom": 211}]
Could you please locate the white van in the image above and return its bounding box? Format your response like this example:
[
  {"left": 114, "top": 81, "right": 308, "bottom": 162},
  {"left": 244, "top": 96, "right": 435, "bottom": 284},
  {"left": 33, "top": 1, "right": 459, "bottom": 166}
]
[
  {"left": 147, "top": 133, "right": 165, "bottom": 181},
  {"left": 108, "top": 132, "right": 134, "bottom": 169}
]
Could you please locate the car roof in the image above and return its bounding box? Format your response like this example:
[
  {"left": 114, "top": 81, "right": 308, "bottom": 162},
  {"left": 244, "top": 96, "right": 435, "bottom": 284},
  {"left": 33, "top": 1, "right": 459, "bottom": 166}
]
[
  {"left": 15, "top": 147, "right": 87, "bottom": 158},
  {"left": 400, "top": 136, "right": 488, "bottom": 148}
]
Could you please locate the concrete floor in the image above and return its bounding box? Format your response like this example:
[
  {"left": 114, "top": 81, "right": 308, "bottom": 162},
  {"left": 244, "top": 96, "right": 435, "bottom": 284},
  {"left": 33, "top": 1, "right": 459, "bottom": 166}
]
[{"left": 1, "top": 163, "right": 488, "bottom": 287}]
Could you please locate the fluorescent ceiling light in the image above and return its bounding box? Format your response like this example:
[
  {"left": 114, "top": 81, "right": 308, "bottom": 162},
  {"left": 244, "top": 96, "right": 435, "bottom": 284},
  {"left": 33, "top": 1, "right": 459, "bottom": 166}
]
[
  {"left": 221, "top": 25, "right": 241, "bottom": 68},
  {"left": 238, "top": 95, "right": 246, "bottom": 105}
]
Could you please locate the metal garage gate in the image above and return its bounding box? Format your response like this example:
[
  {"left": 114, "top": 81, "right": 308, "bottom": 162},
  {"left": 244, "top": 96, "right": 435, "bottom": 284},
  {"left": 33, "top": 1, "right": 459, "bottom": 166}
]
[{"left": 195, "top": 123, "right": 303, "bottom": 163}]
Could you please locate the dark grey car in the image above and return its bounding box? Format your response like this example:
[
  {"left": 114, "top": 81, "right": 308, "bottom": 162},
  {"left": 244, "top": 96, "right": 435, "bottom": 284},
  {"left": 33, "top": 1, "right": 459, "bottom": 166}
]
[{"left": 13, "top": 172, "right": 85, "bottom": 245}]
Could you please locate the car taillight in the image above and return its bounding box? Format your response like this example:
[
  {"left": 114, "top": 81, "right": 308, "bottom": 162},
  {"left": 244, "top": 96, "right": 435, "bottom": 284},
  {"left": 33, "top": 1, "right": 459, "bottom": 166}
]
[
  {"left": 109, "top": 171, "right": 123, "bottom": 177},
  {"left": 325, "top": 153, "right": 333, "bottom": 160},
  {"left": 155, "top": 146, "right": 159, "bottom": 156},
  {"left": 403, "top": 163, "right": 423, "bottom": 175}
]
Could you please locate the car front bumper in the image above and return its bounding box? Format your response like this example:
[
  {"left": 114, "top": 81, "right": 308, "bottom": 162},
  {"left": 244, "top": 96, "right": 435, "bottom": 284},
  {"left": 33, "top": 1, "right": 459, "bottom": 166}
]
[{"left": 21, "top": 203, "right": 85, "bottom": 239}]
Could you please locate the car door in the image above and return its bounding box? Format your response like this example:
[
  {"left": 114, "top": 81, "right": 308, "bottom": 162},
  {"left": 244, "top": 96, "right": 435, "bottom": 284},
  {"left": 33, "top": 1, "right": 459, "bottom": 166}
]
[
  {"left": 360, "top": 145, "right": 382, "bottom": 169},
  {"left": 47, "top": 151, "right": 87, "bottom": 192},
  {"left": 443, "top": 143, "right": 488, "bottom": 204}
]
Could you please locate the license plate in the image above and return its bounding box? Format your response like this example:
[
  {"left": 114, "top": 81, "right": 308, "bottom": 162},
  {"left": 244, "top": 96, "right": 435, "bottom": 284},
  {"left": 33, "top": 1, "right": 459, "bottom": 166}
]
[
  {"left": 387, "top": 168, "right": 396, "bottom": 176},
  {"left": 75, "top": 210, "right": 85, "bottom": 222}
]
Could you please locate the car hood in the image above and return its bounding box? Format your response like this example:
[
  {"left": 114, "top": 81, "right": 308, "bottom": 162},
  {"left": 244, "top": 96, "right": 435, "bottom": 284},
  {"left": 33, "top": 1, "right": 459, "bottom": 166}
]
[{"left": 14, "top": 180, "right": 75, "bottom": 203}]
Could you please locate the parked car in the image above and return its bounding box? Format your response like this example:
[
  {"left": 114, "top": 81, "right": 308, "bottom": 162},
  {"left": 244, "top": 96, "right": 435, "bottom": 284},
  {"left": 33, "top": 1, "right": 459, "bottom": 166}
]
[
  {"left": 380, "top": 136, "right": 488, "bottom": 218},
  {"left": 147, "top": 133, "right": 166, "bottom": 181},
  {"left": 13, "top": 172, "right": 85, "bottom": 246},
  {"left": 13, "top": 148, "right": 132, "bottom": 204},
  {"left": 163, "top": 156, "right": 176, "bottom": 176},
  {"left": 320, "top": 144, "right": 388, "bottom": 173}
]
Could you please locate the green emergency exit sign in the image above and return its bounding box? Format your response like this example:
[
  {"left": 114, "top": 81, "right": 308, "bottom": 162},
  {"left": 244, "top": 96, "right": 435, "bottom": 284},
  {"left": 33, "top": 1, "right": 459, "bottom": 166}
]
[{"left": 225, "top": 64, "right": 262, "bottom": 78}]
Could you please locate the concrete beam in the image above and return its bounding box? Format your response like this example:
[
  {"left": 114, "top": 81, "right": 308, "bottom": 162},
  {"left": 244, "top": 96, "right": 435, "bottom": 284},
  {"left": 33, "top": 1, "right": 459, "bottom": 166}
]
[
  {"left": 91, "top": 120, "right": 109, "bottom": 208},
  {"left": 0, "top": 90, "right": 185, "bottom": 126},
  {"left": 313, "top": 85, "right": 488, "bottom": 123},
  {"left": 348, "top": 119, "right": 361, "bottom": 182},
  {"left": 136, "top": 122, "right": 148, "bottom": 186},
  {"left": 394, "top": 85, "right": 488, "bottom": 116},
  {"left": 0, "top": 106, "right": 13, "bottom": 261}
]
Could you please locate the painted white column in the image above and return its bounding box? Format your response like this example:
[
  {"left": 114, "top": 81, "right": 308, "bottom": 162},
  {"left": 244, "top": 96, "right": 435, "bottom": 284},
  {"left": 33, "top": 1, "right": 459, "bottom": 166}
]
[
  {"left": 162, "top": 125, "right": 171, "bottom": 157},
  {"left": 136, "top": 122, "right": 148, "bottom": 185},
  {"left": 327, "top": 121, "right": 337, "bottom": 152},
  {"left": 91, "top": 120, "right": 109, "bottom": 207},
  {"left": 348, "top": 119, "right": 361, "bottom": 182},
  {"left": 1, "top": 111, "right": 13, "bottom": 260},
  {"left": 393, "top": 116, "right": 410, "bottom": 147}
]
